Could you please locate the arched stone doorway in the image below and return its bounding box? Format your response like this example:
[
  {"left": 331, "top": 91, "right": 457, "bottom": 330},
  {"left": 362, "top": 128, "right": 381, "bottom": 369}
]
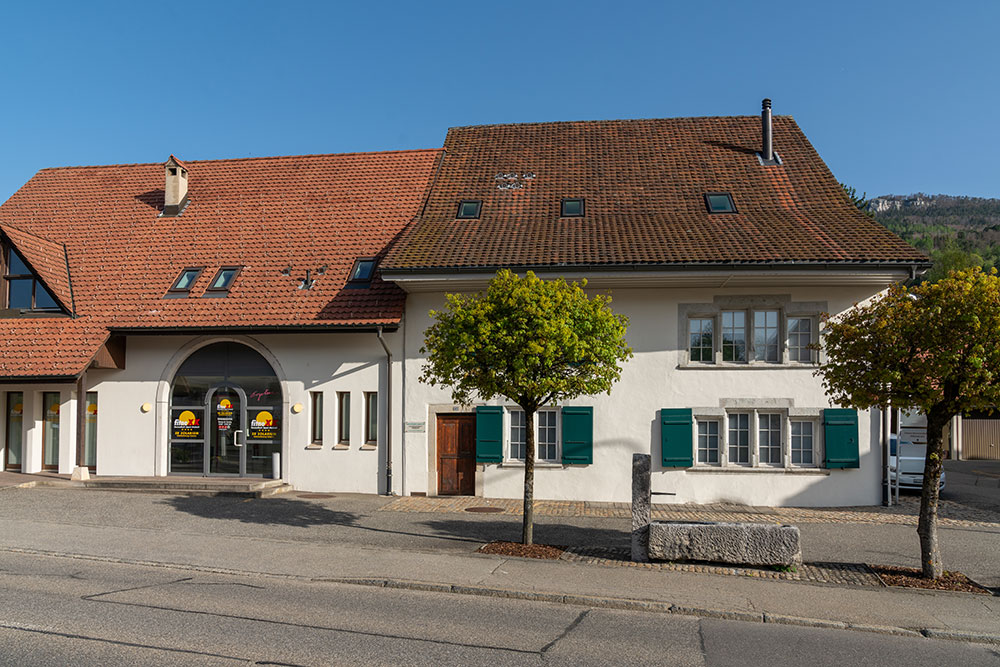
[{"left": 169, "top": 342, "right": 282, "bottom": 477}]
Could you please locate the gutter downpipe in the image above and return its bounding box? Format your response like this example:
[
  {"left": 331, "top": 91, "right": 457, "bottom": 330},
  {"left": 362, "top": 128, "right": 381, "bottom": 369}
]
[
  {"left": 376, "top": 326, "right": 393, "bottom": 495},
  {"left": 883, "top": 402, "right": 892, "bottom": 506}
]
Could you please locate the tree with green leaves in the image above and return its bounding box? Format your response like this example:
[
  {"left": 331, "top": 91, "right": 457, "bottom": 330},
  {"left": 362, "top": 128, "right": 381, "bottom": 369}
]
[
  {"left": 817, "top": 268, "right": 1000, "bottom": 578},
  {"left": 420, "top": 270, "right": 632, "bottom": 545}
]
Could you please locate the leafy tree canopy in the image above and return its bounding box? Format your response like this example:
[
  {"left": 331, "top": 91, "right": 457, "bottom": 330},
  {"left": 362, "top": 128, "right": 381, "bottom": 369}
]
[
  {"left": 819, "top": 267, "right": 1000, "bottom": 416},
  {"left": 420, "top": 270, "right": 633, "bottom": 410}
]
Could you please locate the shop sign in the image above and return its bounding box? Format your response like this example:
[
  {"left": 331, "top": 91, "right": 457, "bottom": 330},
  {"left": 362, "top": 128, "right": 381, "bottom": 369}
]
[
  {"left": 172, "top": 408, "right": 203, "bottom": 440},
  {"left": 249, "top": 409, "right": 279, "bottom": 440},
  {"left": 216, "top": 398, "right": 234, "bottom": 432},
  {"left": 86, "top": 402, "right": 98, "bottom": 425}
]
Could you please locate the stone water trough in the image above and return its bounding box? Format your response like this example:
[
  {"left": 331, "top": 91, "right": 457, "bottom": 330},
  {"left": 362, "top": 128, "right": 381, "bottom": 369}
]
[{"left": 631, "top": 454, "right": 802, "bottom": 567}]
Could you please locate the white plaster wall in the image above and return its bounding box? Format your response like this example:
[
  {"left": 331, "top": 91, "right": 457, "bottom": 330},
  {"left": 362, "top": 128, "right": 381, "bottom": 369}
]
[
  {"left": 402, "top": 283, "right": 886, "bottom": 507},
  {"left": 0, "top": 384, "right": 80, "bottom": 474},
  {"left": 85, "top": 331, "right": 403, "bottom": 494}
]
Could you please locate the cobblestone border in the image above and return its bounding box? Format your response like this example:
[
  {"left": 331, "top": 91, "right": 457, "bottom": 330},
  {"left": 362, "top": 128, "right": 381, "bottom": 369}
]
[
  {"left": 560, "top": 546, "right": 882, "bottom": 587},
  {"left": 379, "top": 495, "right": 1000, "bottom": 529}
]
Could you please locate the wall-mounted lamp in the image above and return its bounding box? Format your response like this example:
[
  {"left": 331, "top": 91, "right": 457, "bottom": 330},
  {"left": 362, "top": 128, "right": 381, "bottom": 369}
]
[
  {"left": 291, "top": 403, "right": 304, "bottom": 414},
  {"left": 140, "top": 402, "right": 152, "bottom": 413}
]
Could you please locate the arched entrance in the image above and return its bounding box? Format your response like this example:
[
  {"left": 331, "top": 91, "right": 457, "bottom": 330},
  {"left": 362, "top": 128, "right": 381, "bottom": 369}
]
[{"left": 169, "top": 342, "right": 282, "bottom": 477}]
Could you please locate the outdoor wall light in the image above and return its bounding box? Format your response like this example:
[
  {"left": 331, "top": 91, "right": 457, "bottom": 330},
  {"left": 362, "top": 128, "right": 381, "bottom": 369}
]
[
  {"left": 291, "top": 403, "right": 303, "bottom": 414},
  {"left": 140, "top": 402, "right": 152, "bottom": 413}
]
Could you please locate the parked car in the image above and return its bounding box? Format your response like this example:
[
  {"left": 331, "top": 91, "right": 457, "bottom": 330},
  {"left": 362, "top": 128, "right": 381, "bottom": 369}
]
[{"left": 888, "top": 434, "right": 946, "bottom": 491}]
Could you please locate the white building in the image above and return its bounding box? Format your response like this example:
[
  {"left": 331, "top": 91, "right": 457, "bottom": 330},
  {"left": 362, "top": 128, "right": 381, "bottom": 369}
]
[{"left": 1, "top": 103, "right": 929, "bottom": 505}]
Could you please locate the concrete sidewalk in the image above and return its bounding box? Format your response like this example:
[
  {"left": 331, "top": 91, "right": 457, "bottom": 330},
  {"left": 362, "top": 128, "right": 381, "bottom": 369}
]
[{"left": 0, "top": 487, "right": 997, "bottom": 644}]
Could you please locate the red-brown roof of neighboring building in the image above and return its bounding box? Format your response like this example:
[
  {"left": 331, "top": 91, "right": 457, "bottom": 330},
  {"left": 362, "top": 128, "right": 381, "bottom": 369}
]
[
  {"left": 0, "top": 149, "right": 443, "bottom": 377},
  {"left": 382, "top": 116, "right": 929, "bottom": 271}
]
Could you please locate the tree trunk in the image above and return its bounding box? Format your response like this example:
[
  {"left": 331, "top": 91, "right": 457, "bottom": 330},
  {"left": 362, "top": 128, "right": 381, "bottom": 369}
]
[
  {"left": 917, "top": 406, "right": 950, "bottom": 579},
  {"left": 522, "top": 408, "right": 535, "bottom": 545}
]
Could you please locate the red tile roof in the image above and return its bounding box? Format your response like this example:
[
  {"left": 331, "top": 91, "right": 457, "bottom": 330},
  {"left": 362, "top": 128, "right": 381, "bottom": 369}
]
[
  {"left": 382, "top": 117, "right": 929, "bottom": 271},
  {"left": 0, "top": 317, "right": 109, "bottom": 378},
  {"left": 0, "top": 149, "right": 442, "bottom": 377}
]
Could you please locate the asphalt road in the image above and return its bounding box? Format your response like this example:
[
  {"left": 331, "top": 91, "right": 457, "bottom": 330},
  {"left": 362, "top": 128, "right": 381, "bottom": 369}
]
[{"left": 1, "top": 551, "right": 998, "bottom": 667}]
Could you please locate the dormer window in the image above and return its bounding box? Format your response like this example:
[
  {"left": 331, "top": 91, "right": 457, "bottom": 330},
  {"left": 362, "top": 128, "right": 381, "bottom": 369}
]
[
  {"left": 705, "top": 193, "right": 736, "bottom": 213},
  {"left": 561, "top": 198, "right": 585, "bottom": 217},
  {"left": 203, "top": 266, "right": 241, "bottom": 297},
  {"left": 3, "top": 247, "right": 60, "bottom": 312},
  {"left": 165, "top": 267, "right": 204, "bottom": 298},
  {"left": 456, "top": 200, "right": 482, "bottom": 219},
  {"left": 348, "top": 258, "right": 377, "bottom": 287}
]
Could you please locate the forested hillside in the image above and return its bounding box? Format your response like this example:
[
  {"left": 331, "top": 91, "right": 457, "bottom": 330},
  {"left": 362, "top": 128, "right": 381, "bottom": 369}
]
[{"left": 865, "top": 193, "right": 1000, "bottom": 282}]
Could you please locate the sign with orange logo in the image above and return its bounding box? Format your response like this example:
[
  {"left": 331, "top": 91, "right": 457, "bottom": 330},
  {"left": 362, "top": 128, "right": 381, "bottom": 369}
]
[
  {"left": 171, "top": 408, "right": 203, "bottom": 440},
  {"left": 249, "top": 409, "right": 278, "bottom": 440},
  {"left": 215, "top": 396, "right": 235, "bottom": 431},
  {"left": 10, "top": 402, "right": 22, "bottom": 419}
]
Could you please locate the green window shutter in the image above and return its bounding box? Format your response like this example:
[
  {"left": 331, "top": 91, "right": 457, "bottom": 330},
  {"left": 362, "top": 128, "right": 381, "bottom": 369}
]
[
  {"left": 475, "top": 406, "right": 503, "bottom": 463},
  {"left": 823, "top": 409, "right": 859, "bottom": 469},
  {"left": 661, "top": 408, "right": 693, "bottom": 467},
  {"left": 561, "top": 406, "right": 593, "bottom": 464}
]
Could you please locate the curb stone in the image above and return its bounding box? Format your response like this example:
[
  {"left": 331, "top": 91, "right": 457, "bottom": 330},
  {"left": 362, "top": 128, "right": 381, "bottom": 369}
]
[{"left": 3, "top": 546, "right": 998, "bottom": 646}]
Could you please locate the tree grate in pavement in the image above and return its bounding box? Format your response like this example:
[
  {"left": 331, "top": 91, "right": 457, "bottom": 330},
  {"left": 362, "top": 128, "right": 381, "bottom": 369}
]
[{"left": 559, "top": 546, "right": 883, "bottom": 587}]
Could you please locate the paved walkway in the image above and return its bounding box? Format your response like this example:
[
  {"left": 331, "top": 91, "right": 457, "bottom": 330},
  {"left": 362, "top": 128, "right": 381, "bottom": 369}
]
[{"left": 380, "top": 494, "right": 1000, "bottom": 529}]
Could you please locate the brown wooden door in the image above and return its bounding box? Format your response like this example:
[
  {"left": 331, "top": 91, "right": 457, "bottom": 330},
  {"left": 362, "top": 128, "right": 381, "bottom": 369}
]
[{"left": 437, "top": 414, "right": 476, "bottom": 495}]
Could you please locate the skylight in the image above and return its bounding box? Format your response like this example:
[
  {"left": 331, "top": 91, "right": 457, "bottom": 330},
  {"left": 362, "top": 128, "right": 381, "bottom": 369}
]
[
  {"left": 561, "top": 198, "right": 585, "bottom": 217},
  {"left": 166, "top": 267, "right": 204, "bottom": 298},
  {"left": 456, "top": 200, "right": 482, "bottom": 219},
  {"left": 348, "top": 258, "right": 377, "bottom": 286},
  {"left": 203, "top": 266, "right": 241, "bottom": 297},
  {"left": 705, "top": 193, "right": 736, "bottom": 214}
]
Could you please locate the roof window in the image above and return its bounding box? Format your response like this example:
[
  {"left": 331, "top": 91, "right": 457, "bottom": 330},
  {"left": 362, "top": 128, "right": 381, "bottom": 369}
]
[
  {"left": 456, "top": 200, "right": 482, "bottom": 219},
  {"left": 705, "top": 193, "right": 736, "bottom": 214},
  {"left": 203, "top": 266, "right": 241, "bottom": 297},
  {"left": 3, "top": 246, "right": 61, "bottom": 312},
  {"left": 165, "top": 267, "right": 204, "bottom": 298},
  {"left": 348, "top": 258, "right": 377, "bottom": 287},
  {"left": 561, "top": 198, "right": 585, "bottom": 217}
]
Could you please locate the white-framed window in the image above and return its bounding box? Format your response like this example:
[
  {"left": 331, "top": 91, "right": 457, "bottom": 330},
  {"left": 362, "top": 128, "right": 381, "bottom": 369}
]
[
  {"left": 758, "top": 413, "right": 782, "bottom": 465},
  {"left": 693, "top": 409, "right": 822, "bottom": 469},
  {"left": 753, "top": 310, "right": 780, "bottom": 362},
  {"left": 696, "top": 419, "right": 720, "bottom": 465},
  {"left": 689, "top": 317, "right": 714, "bottom": 362},
  {"left": 787, "top": 317, "right": 814, "bottom": 363},
  {"left": 727, "top": 413, "right": 750, "bottom": 465},
  {"left": 790, "top": 420, "right": 816, "bottom": 466},
  {"left": 721, "top": 311, "right": 747, "bottom": 362},
  {"left": 509, "top": 409, "right": 526, "bottom": 460},
  {"left": 685, "top": 310, "right": 818, "bottom": 366},
  {"left": 507, "top": 408, "right": 560, "bottom": 462}
]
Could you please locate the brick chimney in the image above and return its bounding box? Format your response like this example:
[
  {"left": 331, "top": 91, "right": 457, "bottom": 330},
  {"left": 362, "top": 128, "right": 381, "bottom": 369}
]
[{"left": 162, "top": 155, "right": 189, "bottom": 216}]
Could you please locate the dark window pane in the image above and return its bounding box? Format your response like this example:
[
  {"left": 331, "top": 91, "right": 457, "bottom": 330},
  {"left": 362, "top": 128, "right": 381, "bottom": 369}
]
[
  {"left": 211, "top": 269, "right": 237, "bottom": 289},
  {"left": 174, "top": 269, "right": 201, "bottom": 290},
  {"left": 7, "top": 252, "right": 29, "bottom": 275},
  {"left": 706, "top": 194, "right": 735, "bottom": 213},
  {"left": 7, "top": 279, "right": 32, "bottom": 308},
  {"left": 457, "top": 200, "right": 481, "bottom": 219},
  {"left": 351, "top": 260, "right": 375, "bottom": 282},
  {"left": 561, "top": 198, "right": 584, "bottom": 217},
  {"left": 34, "top": 283, "right": 59, "bottom": 310}
]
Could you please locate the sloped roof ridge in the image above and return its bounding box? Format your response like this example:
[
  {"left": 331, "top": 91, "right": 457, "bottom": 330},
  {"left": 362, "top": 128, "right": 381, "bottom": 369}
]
[
  {"left": 37, "top": 147, "right": 445, "bottom": 173},
  {"left": 447, "top": 114, "right": 794, "bottom": 132}
]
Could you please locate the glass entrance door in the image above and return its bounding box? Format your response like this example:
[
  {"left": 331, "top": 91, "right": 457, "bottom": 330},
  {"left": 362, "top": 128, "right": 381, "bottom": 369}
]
[{"left": 208, "top": 386, "right": 246, "bottom": 476}]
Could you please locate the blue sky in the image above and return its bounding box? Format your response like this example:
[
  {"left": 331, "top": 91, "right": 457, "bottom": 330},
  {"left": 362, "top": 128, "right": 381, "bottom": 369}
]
[{"left": 1, "top": 1, "right": 997, "bottom": 203}]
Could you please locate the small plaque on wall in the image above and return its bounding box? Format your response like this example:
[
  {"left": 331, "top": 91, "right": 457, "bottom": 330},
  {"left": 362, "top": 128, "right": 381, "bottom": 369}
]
[{"left": 404, "top": 421, "right": 426, "bottom": 433}]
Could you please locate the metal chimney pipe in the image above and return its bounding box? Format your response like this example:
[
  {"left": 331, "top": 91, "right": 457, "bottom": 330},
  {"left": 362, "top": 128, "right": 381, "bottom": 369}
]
[{"left": 761, "top": 99, "right": 773, "bottom": 162}]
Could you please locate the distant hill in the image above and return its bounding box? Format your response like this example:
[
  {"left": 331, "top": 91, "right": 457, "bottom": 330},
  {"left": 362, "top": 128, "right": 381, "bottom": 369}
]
[{"left": 865, "top": 193, "right": 1000, "bottom": 281}]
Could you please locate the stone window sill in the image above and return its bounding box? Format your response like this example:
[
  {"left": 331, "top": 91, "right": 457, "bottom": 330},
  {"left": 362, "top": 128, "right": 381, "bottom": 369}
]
[
  {"left": 686, "top": 466, "right": 828, "bottom": 475},
  {"left": 677, "top": 363, "right": 817, "bottom": 370},
  {"left": 501, "top": 461, "right": 564, "bottom": 469},
  {"left": 360, "top": 443, "right": 378, "bottom": 451},
  {"left": 305, "top": 443, "right": 323, "bottom": 451},
  {"left": 332, "top": 443, "right": 350, "bottom": 450}
]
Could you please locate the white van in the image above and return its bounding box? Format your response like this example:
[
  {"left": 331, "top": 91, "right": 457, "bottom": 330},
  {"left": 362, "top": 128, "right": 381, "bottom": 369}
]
[{"left": 889, "top": 434, "right": 946, "bottom": 490}]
